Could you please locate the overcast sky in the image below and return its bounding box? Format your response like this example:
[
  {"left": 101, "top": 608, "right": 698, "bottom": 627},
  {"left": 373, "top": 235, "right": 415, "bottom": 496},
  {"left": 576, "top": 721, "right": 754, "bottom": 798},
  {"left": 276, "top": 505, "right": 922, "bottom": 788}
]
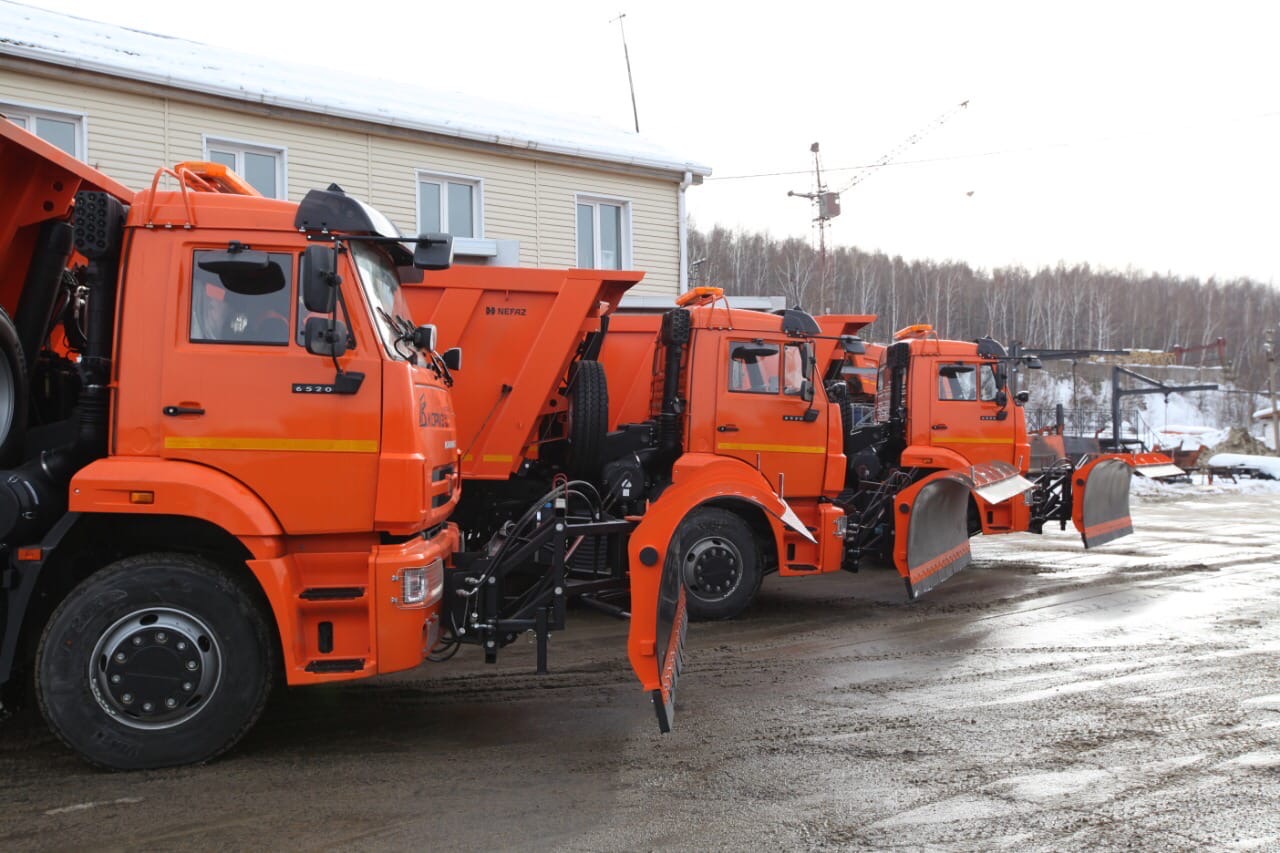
[{"left": 22, "top": 0, "right": 1280, "bottom": 283}]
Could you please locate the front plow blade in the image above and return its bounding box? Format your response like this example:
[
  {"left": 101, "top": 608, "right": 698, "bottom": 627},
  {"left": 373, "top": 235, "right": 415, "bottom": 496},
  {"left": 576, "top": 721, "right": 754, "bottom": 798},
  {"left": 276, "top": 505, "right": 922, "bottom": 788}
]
[
  {"left": 627, "top": 532, "right": 688, "bottom": 732},
  {"left": 893, "top": 471, "right": 973, "bottom": 600},
  {"left": 1071, "top": 456, "right": 1134, "bottom": 548},
  {"left": 1130, "top": 451, "right": 1185, "bottom": 480},
  {"left": 969, "top": 460, "right": 1036, "bottom": 505}
]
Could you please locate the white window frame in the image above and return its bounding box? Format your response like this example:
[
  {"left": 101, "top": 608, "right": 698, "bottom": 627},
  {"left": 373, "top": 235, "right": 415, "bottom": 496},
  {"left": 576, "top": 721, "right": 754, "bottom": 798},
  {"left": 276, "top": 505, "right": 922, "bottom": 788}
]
[
  {"left": 202, "top": 134, "right": 288, "bottom": 199},
  {"left": 1, "top": 101, "right": 88, "bottom": 159},
  {"left": 415, "top": 170, "right": 484, "bottom": 240},
  {"left": 575, "top": 194, "right": 632, "bottom": 270}
]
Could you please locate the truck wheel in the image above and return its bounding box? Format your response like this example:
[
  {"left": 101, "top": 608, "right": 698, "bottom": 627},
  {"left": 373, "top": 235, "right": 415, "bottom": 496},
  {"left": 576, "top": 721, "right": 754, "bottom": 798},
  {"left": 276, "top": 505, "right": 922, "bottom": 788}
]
[
  {"left": 568, "top": 360, "right": 608, "bottom": 480},
  {"left": 675, "top": 507, "right": 762, "bottom": 620},
  {"left": 0, "top": 306, "right": 28, "bottom": 467},
  {"left": 35, "top": 553, "right": 276, "bottom": 770}
]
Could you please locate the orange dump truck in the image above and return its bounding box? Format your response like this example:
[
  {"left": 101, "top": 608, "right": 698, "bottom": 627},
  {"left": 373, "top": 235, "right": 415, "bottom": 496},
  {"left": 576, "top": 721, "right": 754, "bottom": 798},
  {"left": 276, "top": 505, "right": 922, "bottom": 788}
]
[
  {"left": 0, "top": 122, "right": 682, "bottom": 768},
  {"left": 585, "top": 290, "right": 1167, "bottom": 618}
]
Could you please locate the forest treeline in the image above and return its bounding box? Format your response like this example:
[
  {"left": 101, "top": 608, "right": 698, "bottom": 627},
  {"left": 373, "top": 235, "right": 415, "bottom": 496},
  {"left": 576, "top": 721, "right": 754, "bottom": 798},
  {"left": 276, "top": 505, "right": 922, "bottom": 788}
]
[{"left": 688, "top": 225, "right": 1280, "bottom": 393}]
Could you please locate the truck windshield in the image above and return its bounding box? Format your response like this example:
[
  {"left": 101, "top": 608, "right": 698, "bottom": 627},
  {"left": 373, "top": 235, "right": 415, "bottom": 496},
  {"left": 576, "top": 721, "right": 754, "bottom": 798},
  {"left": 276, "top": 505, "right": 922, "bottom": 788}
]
[{"left": 348, "top": 240, "right": 415, "bottom": 359}]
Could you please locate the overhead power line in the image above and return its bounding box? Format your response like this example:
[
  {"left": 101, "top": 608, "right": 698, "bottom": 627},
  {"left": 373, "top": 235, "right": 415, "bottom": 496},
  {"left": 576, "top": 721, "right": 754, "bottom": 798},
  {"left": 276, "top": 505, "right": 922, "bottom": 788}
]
[{"left": 707, "top": 107, "right": 1280, "bottom": 182}]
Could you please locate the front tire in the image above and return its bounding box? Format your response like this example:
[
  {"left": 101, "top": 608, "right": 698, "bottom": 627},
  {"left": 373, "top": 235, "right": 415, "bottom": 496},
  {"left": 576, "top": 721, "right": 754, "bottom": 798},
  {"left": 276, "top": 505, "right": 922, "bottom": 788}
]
[
  {"left": 35, "top": 553, "right": 276, "bottom": 770},
  {"left": 674, "top": 507, "right": 762, "bottom": 621}
]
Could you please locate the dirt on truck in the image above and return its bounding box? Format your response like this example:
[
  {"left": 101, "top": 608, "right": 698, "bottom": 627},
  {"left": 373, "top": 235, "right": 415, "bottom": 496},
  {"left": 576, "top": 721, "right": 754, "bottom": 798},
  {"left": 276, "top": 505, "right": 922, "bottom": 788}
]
[{"left": 0, "top": 121, "right": 683, "bottom": 769}]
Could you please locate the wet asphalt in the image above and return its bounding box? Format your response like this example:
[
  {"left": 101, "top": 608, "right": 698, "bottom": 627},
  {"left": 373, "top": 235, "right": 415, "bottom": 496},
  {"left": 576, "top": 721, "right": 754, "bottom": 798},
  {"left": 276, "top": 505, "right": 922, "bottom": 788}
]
[{"left": 2, "top": 489, "right": 1278, "bottom": 850}]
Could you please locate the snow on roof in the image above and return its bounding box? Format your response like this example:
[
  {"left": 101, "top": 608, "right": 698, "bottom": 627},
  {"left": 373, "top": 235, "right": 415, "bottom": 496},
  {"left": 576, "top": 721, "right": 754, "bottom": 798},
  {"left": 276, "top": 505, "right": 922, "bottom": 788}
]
[
  {"left": 1254, "top": 406, "right": 1278, "bottom": 421},
  {"left": 0, "top": 1, "right": 711, "bottom": 179}
]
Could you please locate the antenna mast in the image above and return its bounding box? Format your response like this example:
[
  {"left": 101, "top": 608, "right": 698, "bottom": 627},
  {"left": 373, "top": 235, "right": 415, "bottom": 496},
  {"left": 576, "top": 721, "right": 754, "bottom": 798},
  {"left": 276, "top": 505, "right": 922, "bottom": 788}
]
[{"left": 611, "top": 13, "right": 640, "bottom": 133}]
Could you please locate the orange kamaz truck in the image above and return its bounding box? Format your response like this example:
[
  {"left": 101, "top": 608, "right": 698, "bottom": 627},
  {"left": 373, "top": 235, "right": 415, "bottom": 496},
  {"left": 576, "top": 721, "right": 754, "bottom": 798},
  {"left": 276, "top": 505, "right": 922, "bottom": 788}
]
[
  {"left": 0, "top": 122, "right": 683, "bottom": 769},
  {"left": 590, "top": 290, "right": 1169, "bottom": 618}
]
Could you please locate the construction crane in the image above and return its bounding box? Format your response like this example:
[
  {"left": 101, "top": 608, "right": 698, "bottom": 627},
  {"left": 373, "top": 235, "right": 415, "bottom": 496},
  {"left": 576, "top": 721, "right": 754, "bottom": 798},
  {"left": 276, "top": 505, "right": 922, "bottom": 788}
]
[{"left": 788, "top": 100, "right": 970, "bottom": 313}]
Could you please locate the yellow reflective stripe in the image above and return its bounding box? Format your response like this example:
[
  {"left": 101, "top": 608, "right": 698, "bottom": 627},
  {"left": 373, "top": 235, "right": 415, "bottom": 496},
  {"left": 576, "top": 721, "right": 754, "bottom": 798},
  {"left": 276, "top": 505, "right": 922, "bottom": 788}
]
[
  {"left": 718, "top": 442, "right": 827, "bottom": 455},
  {"left": 164, "top": 437, "right": 378, "bottom": 453},
  {"left": 940, "top": 437, "right": 1016, "bottom": 445},
  {"left": 482, "top": 454, "right": 514, "bottom": 463}
]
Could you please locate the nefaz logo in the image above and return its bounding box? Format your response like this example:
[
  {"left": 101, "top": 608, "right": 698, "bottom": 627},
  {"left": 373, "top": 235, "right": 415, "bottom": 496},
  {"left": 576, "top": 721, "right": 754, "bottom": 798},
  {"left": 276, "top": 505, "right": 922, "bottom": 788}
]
[
  {"left": 418, "top": 392, "right": 451, "bottom": 429},
  {"left": 485, "top": 305, "right": 527, "bottom": 317}
]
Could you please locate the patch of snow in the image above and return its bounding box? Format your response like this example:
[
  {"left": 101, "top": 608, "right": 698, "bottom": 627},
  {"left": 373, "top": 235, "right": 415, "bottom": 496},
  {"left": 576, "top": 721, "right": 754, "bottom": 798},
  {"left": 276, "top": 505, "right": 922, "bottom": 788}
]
[
  {"left": 0, "top": 1, "right": 710, "bottom": 178},
  {"left": 1206, "top": 453, "right": 1280, "bottom": 479}
]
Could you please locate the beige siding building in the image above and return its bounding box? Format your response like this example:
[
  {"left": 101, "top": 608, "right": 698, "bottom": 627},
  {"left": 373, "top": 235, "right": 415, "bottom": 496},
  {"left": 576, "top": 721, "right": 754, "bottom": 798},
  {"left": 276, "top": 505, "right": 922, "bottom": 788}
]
[{"left": 0, "top": 2, "right": 709, "bottom": 297}]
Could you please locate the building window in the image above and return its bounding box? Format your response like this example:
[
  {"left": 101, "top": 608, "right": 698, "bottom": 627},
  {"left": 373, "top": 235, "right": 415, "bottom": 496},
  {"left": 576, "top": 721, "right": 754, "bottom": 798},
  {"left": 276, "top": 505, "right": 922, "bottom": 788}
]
[
  {"left": 204, "top": 137, "right": 286, "bottom": 199},
  {"left": 417, "top": 172, "right": 481, "bottom": 238},
  {"left": 576, "top": 196, "right": 630, "bottom": 269},
  {"left": 2, "top": 103, "right": 86, "bottom": 158}
]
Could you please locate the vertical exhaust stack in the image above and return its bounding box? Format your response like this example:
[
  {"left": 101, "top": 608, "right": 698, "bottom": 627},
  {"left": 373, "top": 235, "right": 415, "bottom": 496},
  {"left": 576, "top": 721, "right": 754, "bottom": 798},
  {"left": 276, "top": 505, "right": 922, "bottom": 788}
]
[{"left": 0, "top": 192, "right": 126, "bottom": 545}]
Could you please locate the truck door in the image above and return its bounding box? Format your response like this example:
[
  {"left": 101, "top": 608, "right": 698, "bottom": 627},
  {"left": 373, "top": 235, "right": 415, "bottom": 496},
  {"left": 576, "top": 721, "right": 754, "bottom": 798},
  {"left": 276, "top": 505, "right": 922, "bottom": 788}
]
[
  {"left": 713, "top": 338, "right": 829, "bottom": 498},
  {"left": 929, "top": 360, "right": 1017, "bottom": 468},
  {"left": 157, "top": 245, "right": 383, "bottom": 534}
]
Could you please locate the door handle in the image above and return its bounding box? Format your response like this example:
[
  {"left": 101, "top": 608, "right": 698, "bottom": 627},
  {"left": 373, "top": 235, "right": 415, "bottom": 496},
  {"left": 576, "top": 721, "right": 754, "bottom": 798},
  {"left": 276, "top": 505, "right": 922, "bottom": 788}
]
[
  {"left": 932, "top": 423, "right": 948, "bottom": 430},
  {"left": 717, "top": 424, "right": 740, "bottom": 433},
  {"left": 164, "top": 405, "right": 206, "bottom": 417}
]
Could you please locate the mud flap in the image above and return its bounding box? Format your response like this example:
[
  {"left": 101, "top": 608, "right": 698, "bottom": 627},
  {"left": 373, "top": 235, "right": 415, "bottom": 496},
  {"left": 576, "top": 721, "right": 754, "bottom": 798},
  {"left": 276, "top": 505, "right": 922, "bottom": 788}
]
[
  {"left": 892, "top": 471, "right": 974, "bottom": 600},
  {"left": 1071, "top": 456, "right": 1134, "bottom": 548},
  {"left": 627, "top": 531, "right": 688, "bottom": 733},
  {"left": 968, "top": 460, "right": 1036, "bottom": 505}
]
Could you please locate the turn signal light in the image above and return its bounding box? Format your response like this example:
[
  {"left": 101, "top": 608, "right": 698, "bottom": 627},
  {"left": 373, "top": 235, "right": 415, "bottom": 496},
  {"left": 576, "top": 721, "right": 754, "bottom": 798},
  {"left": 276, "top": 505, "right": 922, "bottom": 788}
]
[{"left": 130, "top": 491, "right": 155, "bottom": 504}]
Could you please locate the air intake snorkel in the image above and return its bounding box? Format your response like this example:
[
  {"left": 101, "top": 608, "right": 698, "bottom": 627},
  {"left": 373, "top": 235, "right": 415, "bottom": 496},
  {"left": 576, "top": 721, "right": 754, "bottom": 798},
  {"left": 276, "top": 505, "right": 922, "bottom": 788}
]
[{"left": 0, "top": 191, "right": 126, "bottom": 545}]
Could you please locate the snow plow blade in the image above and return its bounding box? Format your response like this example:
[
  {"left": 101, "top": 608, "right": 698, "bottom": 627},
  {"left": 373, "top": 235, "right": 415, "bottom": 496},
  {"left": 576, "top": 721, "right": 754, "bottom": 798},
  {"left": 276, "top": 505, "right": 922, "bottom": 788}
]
[
  {"left": 626, "top": 531, "right": 688, "bottom": 733},
  {"left": 893, "top": 471, "right": 975, "bottom": 600},
  {"left": 1129, "top": 451, "right": 1185, "bottom": 480},
  {"left": 968, "top": 460, "right": 1036, "bottom": 505},
  {"left": 1071, "top": 456, "right": 1134, "bottom": 548}
]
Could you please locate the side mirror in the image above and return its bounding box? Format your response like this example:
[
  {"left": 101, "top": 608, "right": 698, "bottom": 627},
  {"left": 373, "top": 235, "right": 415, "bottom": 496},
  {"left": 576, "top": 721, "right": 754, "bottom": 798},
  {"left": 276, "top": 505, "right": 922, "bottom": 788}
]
[
  {"left": 411, "top": 324, "right": 437, "bottom": 352},
  {"left": 1015, "top": 390, "right": 1030, "bottom": 406},
  {"left": 840, "top": 335, "right": 866, "bottom": 355},
  {"left": 413, "top": 233, "right": 454, "bottom": 271},
  {"left": 301, "top": 245, "right": 340, "bottom": 313},
  {"left": 801, "top": 378, "right": 814, "bottom": 403},
  {"left": 442, "top": 347, "right": 462, "bottom": 371},
  {"left": 1025, "top": 356, "right": 1043, "bottom": 370},
  {"left": 995, "top": 390, "right": 1008, "bottom": 407},
  {"left": 198, "top": 250, "right": 284, "bottom": 296},
  {"left": 305, "top": 316, "right": 349, "bottom": 358}
]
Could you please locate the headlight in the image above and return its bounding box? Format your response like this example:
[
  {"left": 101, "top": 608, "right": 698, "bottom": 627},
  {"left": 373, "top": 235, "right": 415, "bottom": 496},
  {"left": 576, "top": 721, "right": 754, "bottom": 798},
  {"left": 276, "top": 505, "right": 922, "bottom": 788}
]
[{"left": 394, "top": 559, "right": 444, "bottom": 609}]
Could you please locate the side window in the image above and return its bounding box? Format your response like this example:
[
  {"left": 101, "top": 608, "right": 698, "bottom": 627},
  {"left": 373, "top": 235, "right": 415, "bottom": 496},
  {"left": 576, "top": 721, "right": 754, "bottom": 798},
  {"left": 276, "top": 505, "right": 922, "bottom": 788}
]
[
  {"left": 190, "top": 251, "right": 292, "bottom": 345},
  {"left": 782, "top": 343, "right": 809, "bottom": 396},
  {"left": 937, "top": 363, "right": 978, "bottom": 401},
  {"left": 728, "top": 341, "right": 780, "bottom": 394},
  {"left": 979, "top": 364, "right": 1001, "bottom": 401}
]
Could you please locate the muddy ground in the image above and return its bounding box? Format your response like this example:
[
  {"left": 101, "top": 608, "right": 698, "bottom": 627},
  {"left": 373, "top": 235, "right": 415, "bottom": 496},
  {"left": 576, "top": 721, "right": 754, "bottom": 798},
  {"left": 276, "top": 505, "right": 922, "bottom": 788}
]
[{"left": 2, "top": 489, "right": 1279, "bottom": 850}]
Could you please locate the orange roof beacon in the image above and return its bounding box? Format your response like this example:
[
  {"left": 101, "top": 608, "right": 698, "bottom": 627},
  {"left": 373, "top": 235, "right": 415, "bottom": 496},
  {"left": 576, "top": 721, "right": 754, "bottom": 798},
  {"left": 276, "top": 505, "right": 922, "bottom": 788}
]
[{"left": 0, "top": 122, "right": 682, "bottom": 769}]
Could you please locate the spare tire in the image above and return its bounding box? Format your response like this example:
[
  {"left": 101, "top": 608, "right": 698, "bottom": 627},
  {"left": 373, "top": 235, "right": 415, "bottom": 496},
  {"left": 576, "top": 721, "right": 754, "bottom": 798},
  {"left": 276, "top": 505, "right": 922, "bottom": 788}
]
[
  {"left": 567, "top": 360, "right": 608, "bottom": 481},
  {"left": 0, "top": 307, "right": 28, "bottom": 468}
]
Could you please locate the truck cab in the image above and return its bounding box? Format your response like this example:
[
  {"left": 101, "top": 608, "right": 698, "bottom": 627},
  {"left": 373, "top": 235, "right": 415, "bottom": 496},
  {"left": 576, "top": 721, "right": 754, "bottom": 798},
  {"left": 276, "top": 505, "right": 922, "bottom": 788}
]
[
  {"left": 0, "top": 124, "right": 462, "bottom": 769},
  {"left": 879, "top": 325, "right": 1034, "bottom": 534}
]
